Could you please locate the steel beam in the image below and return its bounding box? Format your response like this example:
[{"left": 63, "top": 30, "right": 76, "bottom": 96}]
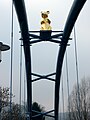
[
  {"left": 13, "top": 0, "right": 32, "bottom": 119},
  {"left": 55, "top": 0, "right": 87, "bottom": 120}
]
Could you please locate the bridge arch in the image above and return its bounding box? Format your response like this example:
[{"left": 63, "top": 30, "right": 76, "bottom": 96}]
[{"left": 13, "top": 0, "right": 87, "bottom": 119}]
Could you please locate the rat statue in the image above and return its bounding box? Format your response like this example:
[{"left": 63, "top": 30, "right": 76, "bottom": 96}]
[{"left": 40, "top": 11, "right": 52, "bottom": 30}]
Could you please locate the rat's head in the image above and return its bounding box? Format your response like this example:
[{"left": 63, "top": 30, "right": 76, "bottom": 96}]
[{"left": 41, "top": 11, "right": 50, "bottom": 19}]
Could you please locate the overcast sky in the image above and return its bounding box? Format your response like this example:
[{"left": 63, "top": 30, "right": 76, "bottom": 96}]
[{"left": 0, "top": 0, "right": 90, "bottom": 112}]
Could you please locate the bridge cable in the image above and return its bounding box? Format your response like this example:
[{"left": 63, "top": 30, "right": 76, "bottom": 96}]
[
  {"left": 65, "top": 50, "right": 71, "bottom": 120},
  {"left": 73, "top": 26, "right": 81, "bottom": 120},
  {"left": 24, "top": 67, "right": 26, "bottom": 115},
  {"left": 19, "top": 40, "right": 23, "bottom": 120},
  {"left": 10, "top": 0, "right": 14, "bottom": 119},
  {"left": 59, "top": 77, "right": 62, "bottom": 120},
  {"left": 61, "top": 74, "right": 65, "bottom": 120}
]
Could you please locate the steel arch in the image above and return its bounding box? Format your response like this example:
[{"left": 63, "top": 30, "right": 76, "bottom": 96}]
[
  {"left": 13, "top": 0, "right": 87, "bottom": 120},
  {"left": 55, "top": 0, "right": 87, "bottom": 119},
  {"left": 13, "top": 0, "right": 32, "bottom": 119}
]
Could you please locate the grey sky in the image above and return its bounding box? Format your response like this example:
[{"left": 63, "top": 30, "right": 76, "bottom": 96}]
[{"left": 0, "top": 0, "right": 90, "bottom": 112}]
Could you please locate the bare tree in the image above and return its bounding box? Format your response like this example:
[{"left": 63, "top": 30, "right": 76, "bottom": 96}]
[
  {"left": 1, "top": 103, "right": 25, "bottom": 120},
  {"left": 0, "top": 87, "right": 11, "bottom": 113},
  {"left": 68, "top": 77, "right": 90, "bottom": 120}
]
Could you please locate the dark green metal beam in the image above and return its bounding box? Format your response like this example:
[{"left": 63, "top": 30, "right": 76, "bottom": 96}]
[
  {"left": 13, "top": 0, "right": 32, "bottom": 119},
  {"left": 55, "top": 0, "right": 87, "bottom": 120}
]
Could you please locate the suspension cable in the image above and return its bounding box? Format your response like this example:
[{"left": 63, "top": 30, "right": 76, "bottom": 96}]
[
  {"left": 59, "top": 100, "right": 61, "bottom": 120},
  {"left": 19, "top": 40, "right": 23, "bottom": 120},
  {"left": 65, "top": 50, "right": 71, "bottom": 120},
  {"left": 59, "top": 78, "right": 62, "bottom": 120},
  {"left": 10, "top": 0, "right": 14, "bottom": 119},
  {"left": 24, "top": 66, "right": 26, "bottom": 115},
  {"left": 61, "top": 74, "right": 65, "bottom": 120},
  {"left": 73, "top": 26, "right": 81, "bottom": 120}
]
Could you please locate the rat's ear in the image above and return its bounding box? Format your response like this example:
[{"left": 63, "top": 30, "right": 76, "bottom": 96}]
[
  {"left": 41, "top": 11, "right": 43, "bottom": 14},
  {"left": 47, "top": 11, "right": 50, "bottom": 14}
]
